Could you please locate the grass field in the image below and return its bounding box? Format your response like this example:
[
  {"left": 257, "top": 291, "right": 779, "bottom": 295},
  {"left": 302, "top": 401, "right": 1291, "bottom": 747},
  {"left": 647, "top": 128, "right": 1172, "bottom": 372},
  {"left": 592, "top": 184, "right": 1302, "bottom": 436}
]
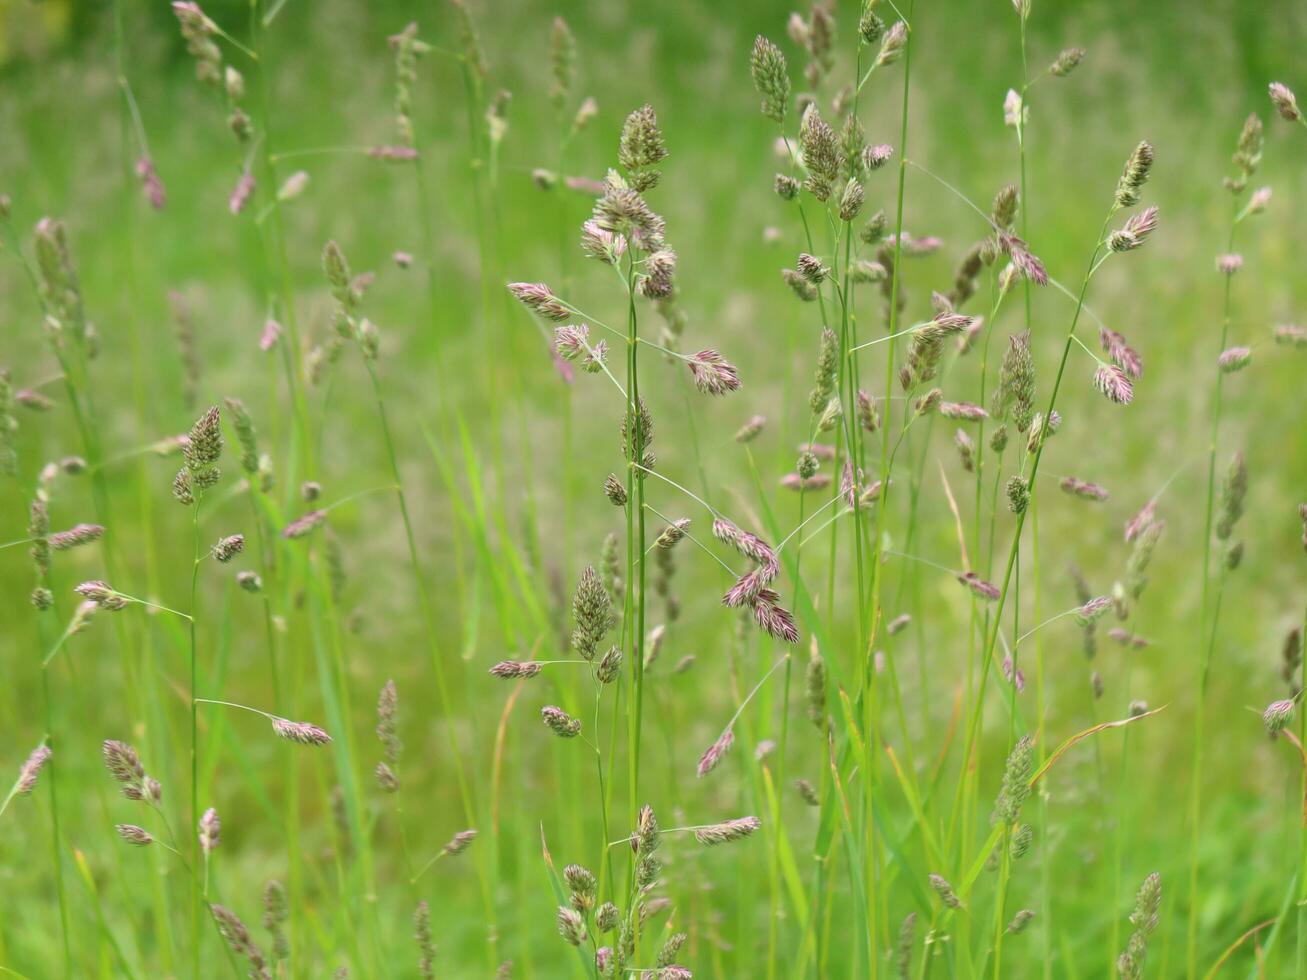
[{"left": 1, "top": 0, "right": 1306, "bottom": 976}]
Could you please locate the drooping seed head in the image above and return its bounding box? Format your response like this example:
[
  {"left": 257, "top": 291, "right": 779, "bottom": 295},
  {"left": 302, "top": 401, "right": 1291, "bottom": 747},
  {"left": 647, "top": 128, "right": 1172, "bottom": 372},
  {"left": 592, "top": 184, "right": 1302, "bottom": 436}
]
[
  {"left": 1077, "top": 596, "right": 1114, "bottom": 627},
  {"left": 734, "top": 414, "right": 766, "bottom": 443},
  {"left": 211, "top": 534, "right": 245, "bottom": 563},
  {"left": 441, "top": 828, "right": 477, "bottom": 856},
  {"left": 103, "top": 739, "right": 145, "bottom": 785},
  {"left": 687, "top": 349, "right": 742, "bottom": 396},
  {"left": 115, "top": 823, "right": 155, "bottom": 846},
  {"left": 1093, "top": 364, "right": 1134, "bottom": 405},
  {"left": 281, "top": 509, "right": 327, "bottom": 539},
  {"left": 940, "top": 401, "right": 988, "bottom": 422},
  {"left": 235, "top": 571, "right": 262, "bottom": 593},
  {"left": 75, "top": 580, "right": 126, "bottom": 611},
  {"left": 507, "top": 281, "right": 571, "bottom": 321},
  {"left": 1217, "top": 346, "right": 1252, "bottom": 374},
  {"left": 270, "top": 717, "right": 333, "bottom": 746},
  {"left": 696, "top": 728, "right": 735, "bottom": 778},
  {"left": 1108, "top": 206, "right": 1160, "bottom": 252},
  {"left": 541, "top": 705, "right": 582, "bottom": 738},
  {"left": 959, "top": 571, "right": 1000, "bottom": 601},
  {"left": 1050, "top": 47, "right": 1085, "bottom": 77},
  {"left": 874, "top": 21, "right": 908, "bottom": 68},
  {"left": 49, "top": 523, "right": 104, "bottom": 551},
  {"left": 694, "top": 815, "right": 761, "bottom": 845},
  {"left": 211, "top": 902, "right": 271, "bottom": 978},
  {"left": 1060, "top": 477, "right": 1110, "bottom": 502},
  {"left": 489, "top": 660, "right": 543, "bottom": 679},
  {"left": 1270, "top": 82, "right": 1301, "bottom": 122},
  {"left": 1008, "top": 909, "right": 1036, "bottom": 934}
]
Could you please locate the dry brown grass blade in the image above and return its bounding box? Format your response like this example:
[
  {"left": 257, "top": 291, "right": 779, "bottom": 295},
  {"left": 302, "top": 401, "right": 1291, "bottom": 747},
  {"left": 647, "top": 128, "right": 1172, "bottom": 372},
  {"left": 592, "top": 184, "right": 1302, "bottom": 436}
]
[
  {"left": 1030, "top": 704, "right": 1168, "bottom": 788},
  {"left": 936, "top": 458, "right": 970, "bottom": 572},
  {"left": 491, "top": 637, "right": 539, "bottom": 836},
  {"left": 930, "top": 684, "right": 964, "bottom": 785},
  {"left": 1200, "top": 917, "right": 1275, "bottom": 980},
  {"left": 1276, "top": 728, "right": 1307, "bottom": 825}
]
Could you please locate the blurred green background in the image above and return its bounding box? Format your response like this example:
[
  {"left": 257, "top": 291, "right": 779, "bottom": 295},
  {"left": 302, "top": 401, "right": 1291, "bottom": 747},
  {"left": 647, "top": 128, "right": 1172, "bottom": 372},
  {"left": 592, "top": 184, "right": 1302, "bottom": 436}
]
[{"left": 1, "top": 0, "right": 1306, "bottom": 976}]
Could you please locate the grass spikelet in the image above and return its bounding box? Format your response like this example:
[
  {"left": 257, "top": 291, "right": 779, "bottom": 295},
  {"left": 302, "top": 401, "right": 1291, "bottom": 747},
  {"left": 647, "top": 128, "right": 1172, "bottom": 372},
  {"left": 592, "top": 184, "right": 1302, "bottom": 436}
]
[
  {"left": 696, "top": 728, "right": 735, "bottom": 778},
  {"left": 269, "top": 717, "right": 332, "bottom": 746},
  {"left": 414, "top": 900, "right": 435, "bottom": 978},
  {"left": 210, "top": 903, "right": 270, "bottom": 980},
  {"left": 115, "top": 823, "right": 155, "bottom": 846},
  {"left": 541, "top": 705, "right": 582, "bottom": 738},
  {"left": 1117, "top": 872, "right": 1162, "bottom": 979},
  {"left": 928, "top": 873, "right": 963, "bottom": 909},
  {"left": 15, "top": 744, "right": 52, "bottom": 796},
  {"left": 693, "top": 815, "right": 760, "bottom": 845},
  {"left": 749, "top": 37, "right": 790, "bottom": 124}
]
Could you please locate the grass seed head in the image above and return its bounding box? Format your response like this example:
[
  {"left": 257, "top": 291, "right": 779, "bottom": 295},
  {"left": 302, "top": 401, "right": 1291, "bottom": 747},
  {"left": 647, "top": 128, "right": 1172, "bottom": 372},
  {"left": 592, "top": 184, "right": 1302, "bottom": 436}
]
[
  {"left": 796, "top": 778, "right": 820, "bottom": 806},
  {"left": 1114, "top": 140, "right": 1155, "bottom": 209},
  {"left": 413, "top": 900, "right": 435, "bottom": 979},
  {"left": 619, "top": 104, "right": 669, "bottom": 192},
  {"left": 212, "top": 534, "right": 244, "bottom": 562},
  {"left": 198, "top": 806, "right": 220, "bottom": 853},
  {"left": 1050, "top": 47, "right": 1085, "bottom": 77},
  {"left": 16, "top": 744, "right": 51, "bottom": 795},
  {"left": 696, "top": 728, "right": 735, "bottom": 777},
  {"left": 442, "top": 828, "right": 477, "bottom": 856},
  {"left": 1270, "top": 82, "right": 1301, "bottom": 122},
  {"left": 270, "top": 717, "right": 332, "bottom": 746},
  {"left": 115, "top": 823, "right": 155, "bottom": 846},
  {"left": 1263, "top": 698, "right": 1295, "bottom": 735},
  {"left": 557, "top": 906, "right": 587, "bottom": 946},
  {"left": 541, "top": 705, "right": 582, "bottom": 738},
  {"left": 49, "top": 523, "right": 104, "bottom": 551},
  {"left": 1008, "top": 909, "right": 1036, "bottom": 934},
  {"left": 928, "top": 873, "right": 962, "bottom": 909},
  {"left": 694, "top": 815, "right": 761, "bottom": 845},
  {"left": 281, "top": 509, "right": 327, "bottom": 539},
  {"left": 750, "top": 36, "right": 791, "bottom": 124}
]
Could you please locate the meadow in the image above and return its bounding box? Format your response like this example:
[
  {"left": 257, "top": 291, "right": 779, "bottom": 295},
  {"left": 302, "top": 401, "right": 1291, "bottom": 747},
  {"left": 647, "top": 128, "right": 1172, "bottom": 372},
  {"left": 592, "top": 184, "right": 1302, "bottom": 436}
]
[{"left": 1, "top": 0, "right": 1306, "bottom": 976}]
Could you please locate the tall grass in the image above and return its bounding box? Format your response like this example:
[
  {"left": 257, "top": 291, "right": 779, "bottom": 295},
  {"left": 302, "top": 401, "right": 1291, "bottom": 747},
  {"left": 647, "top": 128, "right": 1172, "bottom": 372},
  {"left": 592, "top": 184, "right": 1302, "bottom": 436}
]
[{"left": 0, "top": 3, "right": 1306, "bottom": 978}]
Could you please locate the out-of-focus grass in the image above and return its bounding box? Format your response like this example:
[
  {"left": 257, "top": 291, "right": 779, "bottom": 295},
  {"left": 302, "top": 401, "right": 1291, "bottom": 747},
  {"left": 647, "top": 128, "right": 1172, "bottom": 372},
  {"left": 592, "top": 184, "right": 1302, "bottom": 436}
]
[{"left": 0, "top": 0, "right": 1305, "bottom": 975}]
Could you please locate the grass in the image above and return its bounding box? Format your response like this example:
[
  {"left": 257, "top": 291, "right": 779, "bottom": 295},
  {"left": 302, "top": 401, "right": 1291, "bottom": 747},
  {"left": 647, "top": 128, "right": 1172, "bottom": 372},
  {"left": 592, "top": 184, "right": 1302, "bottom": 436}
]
[{"left": 0, "top": 0, "right": 1306, "bottom": 977}]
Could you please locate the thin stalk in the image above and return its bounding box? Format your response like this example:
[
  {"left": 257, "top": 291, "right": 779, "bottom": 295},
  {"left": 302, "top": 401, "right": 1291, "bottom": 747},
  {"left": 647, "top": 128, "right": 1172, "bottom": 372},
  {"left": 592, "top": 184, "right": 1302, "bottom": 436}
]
[
  {"left": 362, "top": 360, "right": 496, "bottom": 930},
  {"left": 863, "top": 1, "right": 915, "bottom": 968},
  {"left": 1299, "top": 596, "right": 1307, "bottom": 975},
  {"left": 188, "top": 503, "right": 202, "bottom": 979},
  {"left": 1187, "top": 203, "right": 1240, "bottom": 977},
  {"left": 40, "top": 662, "right": 71, "bottom": 976},
  {"left": 954, "top": 207, "right": 1116, "bottom": 883}
]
